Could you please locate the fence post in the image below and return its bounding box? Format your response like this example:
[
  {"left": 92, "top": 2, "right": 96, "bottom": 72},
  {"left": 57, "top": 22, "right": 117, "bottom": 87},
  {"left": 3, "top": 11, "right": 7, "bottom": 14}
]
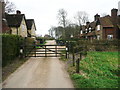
[
  {"left": 56, "top": 45, "right": 57, "bottom": 57},
  {"left": 45, "top": 45, "right": 47, "bottom": 57},
  {"left": 66, "top": 47, "right": 68, "bottom": 59},
  {"left": 35, "top": 44, "right": 36, "bottom": 57},
  {"left": 73, "top": 48, "right": 75, "bottom": 66},
  {"left": 76, "top": 58, "right": 80, "bottom": 73}
]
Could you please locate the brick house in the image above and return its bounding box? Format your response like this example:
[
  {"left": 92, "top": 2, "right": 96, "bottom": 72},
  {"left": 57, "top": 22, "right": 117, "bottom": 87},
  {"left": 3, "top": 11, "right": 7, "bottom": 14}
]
[{"left": 80, "top": 9, "right": 120, "bottom": 40}]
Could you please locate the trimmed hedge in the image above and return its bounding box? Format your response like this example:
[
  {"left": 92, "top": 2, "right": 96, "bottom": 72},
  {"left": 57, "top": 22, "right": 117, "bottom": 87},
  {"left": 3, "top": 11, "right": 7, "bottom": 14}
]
[
  {"left": 2, "top": 34, "right": 35, "bottom": 67},
  {"left": 2, "top": 34, "right": 24, "bottom": 67}
]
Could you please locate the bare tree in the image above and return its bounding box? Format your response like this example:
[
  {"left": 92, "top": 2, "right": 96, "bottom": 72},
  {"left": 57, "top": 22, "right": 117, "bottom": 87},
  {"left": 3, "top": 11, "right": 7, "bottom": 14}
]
[
  {"left": 57, "top": 9, "right": 68, "bottom": 28},
  {"left": 5, "top": 0, "right": 16, "bottom": 13},
  {"left": 74, "top": 11, "right": 89, "bottom": 26}
]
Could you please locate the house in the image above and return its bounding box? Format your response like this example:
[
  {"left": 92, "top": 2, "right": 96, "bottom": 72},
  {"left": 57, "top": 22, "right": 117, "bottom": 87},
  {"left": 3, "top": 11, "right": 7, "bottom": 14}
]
[
  {"left": 5, "top": 10, "right": 28, "bottom": 37},
  {"left": 26, "top": 19, "right": 36, "bottom": 39},
  {"left": 1, "top": 1, "right": 11, "bottom": 34},
  {"left": 80, "top": 8, "right": 120, "bottom": 40}
]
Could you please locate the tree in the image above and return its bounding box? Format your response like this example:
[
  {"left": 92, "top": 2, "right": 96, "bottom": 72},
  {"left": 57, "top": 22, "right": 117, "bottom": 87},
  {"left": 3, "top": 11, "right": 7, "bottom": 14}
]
[
  {"left": 57, "top": 8, "right": 69, "bottom": 39},
  {"left": 74, "top": 11, "right": 89, "bottom": 26},
  {"left": 5, "top": 0, "right": 16, "bottom": 13},
  {"left": 57, "top": 8, "right": 68, "bottom": 28}
]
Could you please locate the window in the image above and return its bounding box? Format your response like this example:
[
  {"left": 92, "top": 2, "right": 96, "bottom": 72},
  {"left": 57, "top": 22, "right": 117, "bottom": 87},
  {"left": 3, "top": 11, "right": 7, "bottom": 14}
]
[
  {"left": 81, "top": 30, "right": 83, "bottom": 34},
  {"left": 107, "top": 35, "right": 113, "bottom": 40},
  {"left": 97, "top": 35, "right": 100, "bottom": 40},
  {"left": 89, "top": 28, "right": 91, "bottom": 32},
  {"left": 22, "top": 24, "right": 25, "bottom": 31},
  {"left": 97, "top": 25, "right": 100, "bottom": 31},
  {"left": 86, "top": 29, "right": 87, "bottom": 33}
]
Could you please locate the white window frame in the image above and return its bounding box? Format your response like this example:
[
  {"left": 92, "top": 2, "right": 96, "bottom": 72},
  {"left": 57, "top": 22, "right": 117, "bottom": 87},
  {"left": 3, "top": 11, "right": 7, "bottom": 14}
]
[
  {"left": 107, "top": 35, "right": 113, "bottom": 40},
  {"left": 97, "top": 25, "right": 100, "bottom": 31},
  {"left": 81, "top": 30, "right": 83, "bottom": 34},
  {"left": 86, "top": 29, "right": 87, "bottom": 33},
  {"left": 97, "top": 35, "right": 100, "bottom": 40},
  {"left": 89, "top": 27, "right": 91, "bottom": 32}
]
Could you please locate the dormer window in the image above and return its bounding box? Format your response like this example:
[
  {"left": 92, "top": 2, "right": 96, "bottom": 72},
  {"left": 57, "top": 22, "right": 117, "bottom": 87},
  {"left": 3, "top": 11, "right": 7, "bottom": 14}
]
[
  {"left": 86, "top": 29, "right": 87, "bottom": 33},
  {"left": 89, "top": 28, "right": 91, "bottom": 32},
  {"left": 97, "top": 25, "right": 100, "bottom": 31}
]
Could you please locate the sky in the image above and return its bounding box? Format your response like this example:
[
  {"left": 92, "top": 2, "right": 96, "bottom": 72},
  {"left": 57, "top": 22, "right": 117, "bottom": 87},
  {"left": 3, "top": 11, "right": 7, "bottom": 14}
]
[{"left": 9, "top": 0, "right": 119, "bottom": 36}]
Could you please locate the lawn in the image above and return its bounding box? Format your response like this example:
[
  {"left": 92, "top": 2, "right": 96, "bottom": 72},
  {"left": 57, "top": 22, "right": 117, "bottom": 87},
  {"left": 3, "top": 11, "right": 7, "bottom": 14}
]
[{"left": 71, "top": 51, "right": 119, "bottom": 88}]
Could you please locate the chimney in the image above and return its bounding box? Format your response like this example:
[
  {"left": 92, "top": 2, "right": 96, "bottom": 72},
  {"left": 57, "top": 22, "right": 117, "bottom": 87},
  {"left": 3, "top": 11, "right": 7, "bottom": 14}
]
[
  {"left": 111, "top": 8, "right": 118, "bottom": 18},
  {"left": 16, "top": 10, "right": 21, "bottom": 14},
  {"left": 94, "top": 14, "right": 100, "bottom": 21},
  {"left": 111, "top": 8, "right": 118, "bottom": 25},
  {"left": 86, "top": 22, "right": 90, "bottom": 25}
]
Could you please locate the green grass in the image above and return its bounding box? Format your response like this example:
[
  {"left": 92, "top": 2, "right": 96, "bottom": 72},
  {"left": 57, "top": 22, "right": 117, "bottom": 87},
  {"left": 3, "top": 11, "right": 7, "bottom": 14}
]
[
  {"left": 71, "top": 51, "right": 119, "bottom": 88},
  {"left": 36, "top": 41, "right": 46, "bottom": 48}
]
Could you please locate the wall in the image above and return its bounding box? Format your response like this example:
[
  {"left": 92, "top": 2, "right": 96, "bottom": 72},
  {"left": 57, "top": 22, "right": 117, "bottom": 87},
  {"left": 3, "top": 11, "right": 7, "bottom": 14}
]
[
  {"left": 19, "top": 17, "right": 27, "bottom": 37},
  {"left": 31, "top": 23, "right": 36, "bottom": 37}
]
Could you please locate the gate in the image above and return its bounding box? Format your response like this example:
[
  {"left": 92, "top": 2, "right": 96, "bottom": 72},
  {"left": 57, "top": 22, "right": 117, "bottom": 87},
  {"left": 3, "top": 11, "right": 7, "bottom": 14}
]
[{"left": 24, "top": 44, "right": 67, "bottom": 57}]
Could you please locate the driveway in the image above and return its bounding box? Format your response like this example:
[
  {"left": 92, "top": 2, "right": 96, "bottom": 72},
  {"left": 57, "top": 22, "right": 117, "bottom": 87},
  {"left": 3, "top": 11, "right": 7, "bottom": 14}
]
[{"left": 2, "top": 40, "right": 74, "bottom": 88}]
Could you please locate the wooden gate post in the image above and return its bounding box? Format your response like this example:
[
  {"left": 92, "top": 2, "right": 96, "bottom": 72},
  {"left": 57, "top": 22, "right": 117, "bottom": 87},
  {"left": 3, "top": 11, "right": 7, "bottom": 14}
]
[
  {"left": 35, "top": 44, "right": 36, "bottom": 57},
  {"left": 55, "top": 45, "right": 57, "bottom": 57},
  {"left": 45, "top": 45, "right": 47, "bottom": 57},
  {"left": 76, "top": 58, "right": 80, "bottom": 73},
  {"left": 72, "top": 48, "right": 75, "bottom": 66},
  {"left": 76, "top": 53, "right": 82, "bottom": 73},
  {"left": 66, "top": 47, "right": 68, "bottom": 59}
]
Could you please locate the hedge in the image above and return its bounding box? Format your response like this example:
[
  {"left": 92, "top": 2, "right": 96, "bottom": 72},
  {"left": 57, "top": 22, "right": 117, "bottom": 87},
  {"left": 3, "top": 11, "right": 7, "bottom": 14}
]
[{"left": 2, "top": 34, "right": 35, "bottom": 67}]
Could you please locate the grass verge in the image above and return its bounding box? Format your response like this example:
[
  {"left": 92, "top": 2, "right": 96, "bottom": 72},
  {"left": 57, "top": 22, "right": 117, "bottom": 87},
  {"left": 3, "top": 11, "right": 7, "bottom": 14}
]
[
  {"left": 69, "top": 51, "right": 119, "bottom": 88},
  {"left": 2, "top": 57, "right": 29, "bottom": 81}
]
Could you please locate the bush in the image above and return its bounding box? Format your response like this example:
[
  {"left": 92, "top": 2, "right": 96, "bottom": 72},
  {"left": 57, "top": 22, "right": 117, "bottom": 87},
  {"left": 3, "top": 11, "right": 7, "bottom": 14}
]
[
  {"left": 2, "top": 34, "right": 24, "bottom": 67},
  {"left": 2, "top": 34, "right": 35, "bottom": 67}
]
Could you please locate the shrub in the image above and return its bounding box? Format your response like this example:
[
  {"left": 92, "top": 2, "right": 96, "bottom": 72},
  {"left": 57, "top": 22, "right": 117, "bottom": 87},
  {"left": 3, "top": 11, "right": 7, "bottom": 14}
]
[
  {"left": 2, "top": 34, "right": 24, "bottom": 67},
  {"left": 2, "top": 34, "right": 35, "bottom": 67}
]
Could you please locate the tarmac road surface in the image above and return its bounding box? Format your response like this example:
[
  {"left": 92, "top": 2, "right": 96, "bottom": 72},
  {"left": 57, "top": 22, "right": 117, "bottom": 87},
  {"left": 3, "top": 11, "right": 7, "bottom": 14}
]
[{"left": 2, "top": 40, "right": 74, "bottom": 88}]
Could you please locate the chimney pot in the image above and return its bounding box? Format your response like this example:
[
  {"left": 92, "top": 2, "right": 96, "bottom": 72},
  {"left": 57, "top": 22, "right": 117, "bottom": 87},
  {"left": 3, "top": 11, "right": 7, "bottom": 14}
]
[
  {"left": 16, "top": 10, "right": 21, "bottom": 14},
  {"left": 94, "top": 14, "right": 100, "bottom": 21}
]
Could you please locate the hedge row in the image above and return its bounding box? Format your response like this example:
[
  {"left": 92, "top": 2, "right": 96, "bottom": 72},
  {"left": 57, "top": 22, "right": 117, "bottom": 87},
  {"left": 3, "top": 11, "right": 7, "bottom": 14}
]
[
  {"left": 64, "top": 40, "right": 119, "bottom": 53},
  {"left": 2, "top": 34, "right": 35, "bottom": 67}
]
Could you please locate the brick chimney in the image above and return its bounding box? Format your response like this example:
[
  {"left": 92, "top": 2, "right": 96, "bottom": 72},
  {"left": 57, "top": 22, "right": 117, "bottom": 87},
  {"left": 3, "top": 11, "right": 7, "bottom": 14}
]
[
  {"left": 94, "top": 14, "right": 100, "bottom": 21},
  {"left": 111, "top": 8, "right": 118, "bottom": 18},
  {"left": 111, "top": 8, "right": 118, "bottom": 25},
  {"left": 16, "top": 10, "right": 21, "bottom": 14}
]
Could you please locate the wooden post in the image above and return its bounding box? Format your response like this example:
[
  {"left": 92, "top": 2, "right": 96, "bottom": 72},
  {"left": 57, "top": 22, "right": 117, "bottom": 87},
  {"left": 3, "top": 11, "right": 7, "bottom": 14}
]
[
  {"left": 56, "top": 45, "right": 57, "bottom": 57},
  {"left": 76, "top": 58, "right": 80, "bottom": 73},
  {"left": 73, "top": 48, "right": 75, "bottom": 66},
  {"left": 45, "top": 45, "right": 47, "bottom": 57},
  {"left": 66, "top": 47, "right": 68, "bottom": 59},
  {"left": 35, "top": 44, "right": 36, "bottom": 57}
]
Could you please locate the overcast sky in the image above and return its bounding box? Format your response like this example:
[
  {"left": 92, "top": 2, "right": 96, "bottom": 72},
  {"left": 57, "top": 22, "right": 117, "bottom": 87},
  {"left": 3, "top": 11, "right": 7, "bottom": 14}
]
[{"left": 9, "top": 0, "right": 119, "bottom": 36}]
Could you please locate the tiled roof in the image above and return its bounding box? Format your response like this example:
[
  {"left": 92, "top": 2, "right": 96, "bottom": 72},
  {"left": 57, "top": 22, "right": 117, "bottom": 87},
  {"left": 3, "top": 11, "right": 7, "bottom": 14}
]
[
  {"left": 26, "top": 19, "right": 36, "bottom": 30},
  {"left": 5, "top": 14, "right": 25, "bottom": 27},
  {"left": 99, "top": 15, "right": 114, "bottom": 27},
  {"left": 117, "top": 24, "right": 120, "bottom": 29},
  {"left": 81, "top": 25, "right": 86, "bottom": 31},
  {"left": 89, "top": 21, "right": 96, "bottom": 29}
]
